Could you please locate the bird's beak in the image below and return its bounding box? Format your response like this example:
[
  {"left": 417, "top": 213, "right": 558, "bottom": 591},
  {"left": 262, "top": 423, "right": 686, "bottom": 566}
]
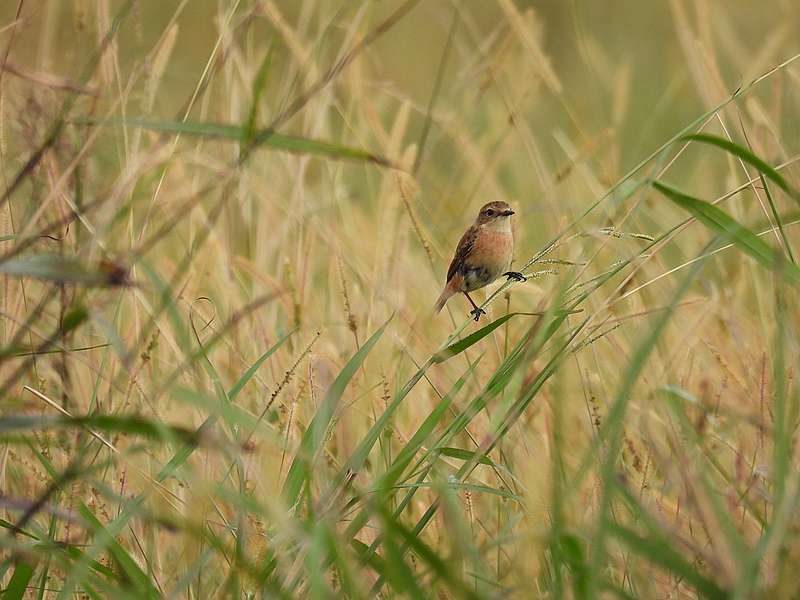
[{"left": 502, "top": 209, "right": 515, "bottom": 216}]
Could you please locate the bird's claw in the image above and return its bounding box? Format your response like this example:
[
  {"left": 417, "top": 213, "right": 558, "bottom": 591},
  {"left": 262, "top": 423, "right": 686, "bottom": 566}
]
[
  {"left": 469, "top": 307, "right": 487, "bottom": 322},
  {"left": 503, "top": 271, "right": 527, "bottom": 282}
]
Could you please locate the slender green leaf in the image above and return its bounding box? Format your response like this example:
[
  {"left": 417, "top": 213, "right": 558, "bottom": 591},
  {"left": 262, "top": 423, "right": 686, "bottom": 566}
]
[
  {"left": 584, "top": 240, "right": 715, "bottom": 596},
  {"left": 3, "top": 559, "right": 36, "bottom": 600},
  {"left": 228, "top": 330, "right": 293, "bottom": 400},
  {"left": 375, "top": 503, "right": 481, "bottom": 600},
  {"left": 62, "top": 306, "right": 89, "bottom": 334},
  {"left": 78, "top": 506, "right": 161, "bottom": 599},
  {"left": 757, "top": 168, "right": 794, "bottom": 262},
  {"left": 608, "top": 522, "right": 728, "bottom": 600},
  {"left": 0, "top": 414, "right": 200, "bottom": 444},
  {"left": 282, "top": 317, "right": 391, "bottom": 506},
  {"left": 242, "top": 42, "right": 275, "bottom": 144},
  {"left": 653, "top": 180, "right": 800, "bottom": 284},
  {"left": 376, "top": 514, "right": 426, "bottom": 600},
  {"left": 82, "top": 117, "right": 398, "bottom": 168},
  {"left": 0, "top": 255, "right": 116, "bottom": 286},
  {"left": 557, "top": 533, "right": 589, "bottom": 600},
  {"left": 436, "top": 446, "right": 496, "bottom": 466},
  {"left": 433, "top": 312, "right": 532, "bottom": 363},
  {"left": 681, "top": 133, "right": 800, "bottom": 202}
]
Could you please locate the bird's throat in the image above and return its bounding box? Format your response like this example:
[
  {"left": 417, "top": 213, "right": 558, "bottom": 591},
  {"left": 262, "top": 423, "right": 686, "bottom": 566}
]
[{"left": 481, "top": 218, "right": 513, "bottom": 234}]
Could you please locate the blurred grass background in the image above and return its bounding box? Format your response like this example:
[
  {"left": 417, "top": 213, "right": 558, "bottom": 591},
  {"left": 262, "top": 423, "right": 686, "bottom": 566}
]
[{"left": 1, "top": 0, "right": 800, "bottom": 598}]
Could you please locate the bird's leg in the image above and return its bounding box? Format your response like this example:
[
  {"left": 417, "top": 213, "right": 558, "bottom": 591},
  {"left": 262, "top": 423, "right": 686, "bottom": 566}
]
[
  {"left": 464, "top": 292, "right": 486, "bottom": 321},
  {"left": 503, "top": 271, "right": 527, "bottom": 282}
]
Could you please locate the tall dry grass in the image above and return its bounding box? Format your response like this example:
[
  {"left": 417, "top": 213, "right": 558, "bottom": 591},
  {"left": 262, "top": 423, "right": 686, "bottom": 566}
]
[{"left": 1, "top": 1, "right": 800, "bottom": 598}]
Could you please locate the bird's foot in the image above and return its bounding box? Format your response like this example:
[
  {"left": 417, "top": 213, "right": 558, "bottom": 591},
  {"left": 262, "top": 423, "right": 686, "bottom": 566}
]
[
  {"left": 469, "top": 307, "right": 487, "bottom": 322},
  {"left": 504, "top": 271, "right": 527, "bottom": 282}
]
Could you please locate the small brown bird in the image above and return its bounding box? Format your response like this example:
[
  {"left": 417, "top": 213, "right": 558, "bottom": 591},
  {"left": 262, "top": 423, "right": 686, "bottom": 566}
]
[{"left": 434, "top": 200, "right": 525, "bottom": 321}]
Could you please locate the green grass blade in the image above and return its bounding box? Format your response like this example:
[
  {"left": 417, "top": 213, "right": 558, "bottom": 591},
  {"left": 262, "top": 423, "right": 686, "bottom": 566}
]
[
  {"left": 77, "top": 506, "right": 161, "bottom": 599},
  {"left": 757, "top": 170, "right": 796, "bottom": 262},
  {"left": 282, "top": 317, "right": 391, "bottom": 507},
  {"left": 431, "top": 312, "right": 563, "bottom": 363},
  {"left": 342, "top": 362, "right": 478, "bottom": 542},
  {"left": 0, "top": 414, "right": 200, "bottom": 444},
  {"left": 653, "top": 180, "right": 800, "bottom": 284},
  {"left": 3, "top": 559, "right": 36, "bottom": 600},
  {"left": 681, "top": 133, "right": 800, "bottom": 203},
  {"left": 82, "top": 117, "right": 399, "bottom": 168},
  {"left": 0, "top": 255, "right": 118, "bottom": 285},
  {"left": 607, "top": 522, "right": 728, "bottom": 600},
  {"left": 375, "top": 502, "right": 481, "bottom": 600},
  {"left": 584, "top": 241, "right": 714, "bottom": 596},
  {"left": 242, "top": 42, "right": 275, "bottom": 145},
  {"left": 333, "top": 347, "right": 483, "bottom": 495},
  {"left": 228, "top": 330, "right": 294, "bottom": 401},
  {"left": 375, "top": 516, "right": 426, "bottom": 600},
  {"left": 556, "top": 533, "right": 589, "bottom": 599},
  {"left": 436, "top": 447, "right": 497, "bottom": 467}
]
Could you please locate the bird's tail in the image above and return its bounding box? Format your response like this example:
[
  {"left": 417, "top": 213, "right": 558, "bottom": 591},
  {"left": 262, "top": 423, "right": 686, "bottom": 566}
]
[{"left": 433, "top": 287, "right": 454, "bottom": 314}]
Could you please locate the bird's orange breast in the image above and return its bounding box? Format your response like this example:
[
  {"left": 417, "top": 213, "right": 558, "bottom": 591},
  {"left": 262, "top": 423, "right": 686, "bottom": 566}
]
[
  {"left": 467, "top": 230, "right": 512, "bottom": 269},
  {"left": 460, "top": 229, "right": 513, "bottom": 291}
]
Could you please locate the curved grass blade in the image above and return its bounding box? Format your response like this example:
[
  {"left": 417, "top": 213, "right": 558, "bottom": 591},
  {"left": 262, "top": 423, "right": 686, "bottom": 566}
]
[
  {"left": 282, "top": 316, "right": 391, "bottom": 507},
  {"left": 653, "top": 180, "right": 800, "bottom": 284},
  {"left": 431, "top": 312, "right": 577, "bottom": 364},
  {"left": 757, "top": 171, "right": 795, "bottom": 262},
  {"left": 341, "top": 362, "right": 478, "bottom": 543},
  {"left": 681, "top": 133, "right": 800, "bottom": 203},
  {"left": 3, "top": 560, "right": 36, "bottom": 600},
  {"left": 436, "top": 446, "right": 497, "bottom": 467},
  {"left": 607, "top": 522, "right": 727, "bottom": 600},
  {"left": 0, "top": 255, "right": 121, "bottom": 286},
  {"left": 242, "top": 41, "right": 275, "bottom": 146},
  {"left": 374, "top": 503, "right": 482, "bottom": 600},
  {"left": 228, "top": 330, "right": 293, "bottom": 401},
  {"left": 158, "top": 331, "right": 292, "bottom": 484},
  {"left": 583, "top": 240, "right": 727, "bottom": 596},
  {"left": 333, "top": 313, "right": 533, "bottom": 486},
  {"left": 332, "top": 352, "right": 481, "bottom": 499},
  {"left": 78, "top": 507, "right": 161, "bottom": 600},
  {"left": 80, "top": 117, "right": 399, "bottom": 168},
  {"left": 0, "top": 414, "right": 200, "bottom": 444}
]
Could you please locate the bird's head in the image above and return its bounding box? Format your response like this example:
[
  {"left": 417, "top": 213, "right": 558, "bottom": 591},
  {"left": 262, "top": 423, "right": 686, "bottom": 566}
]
[{"left": 475, "top": 201, "right": 514, "bottom": 226}]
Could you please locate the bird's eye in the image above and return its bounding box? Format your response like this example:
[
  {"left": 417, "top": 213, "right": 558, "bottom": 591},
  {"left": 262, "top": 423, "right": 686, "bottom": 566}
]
[{"left": 485, "top": 209, "right": 494, "bottom": 216}]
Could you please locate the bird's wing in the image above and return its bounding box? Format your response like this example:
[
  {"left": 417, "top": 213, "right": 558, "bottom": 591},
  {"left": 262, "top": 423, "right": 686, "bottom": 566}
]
[{"left": 446, "top": 225, "right": 478, "bottom": 283}]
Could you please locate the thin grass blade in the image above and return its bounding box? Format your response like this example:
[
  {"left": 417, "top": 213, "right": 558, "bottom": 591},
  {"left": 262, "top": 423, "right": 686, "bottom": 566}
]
[{"left": 653, "top": 180, "right": 800, "bottom": 284}]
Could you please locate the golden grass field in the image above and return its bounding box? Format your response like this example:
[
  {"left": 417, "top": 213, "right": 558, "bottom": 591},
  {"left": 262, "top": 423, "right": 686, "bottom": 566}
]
[{"left": 2, "top": 1, "right": 800, "bottom": 598}]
